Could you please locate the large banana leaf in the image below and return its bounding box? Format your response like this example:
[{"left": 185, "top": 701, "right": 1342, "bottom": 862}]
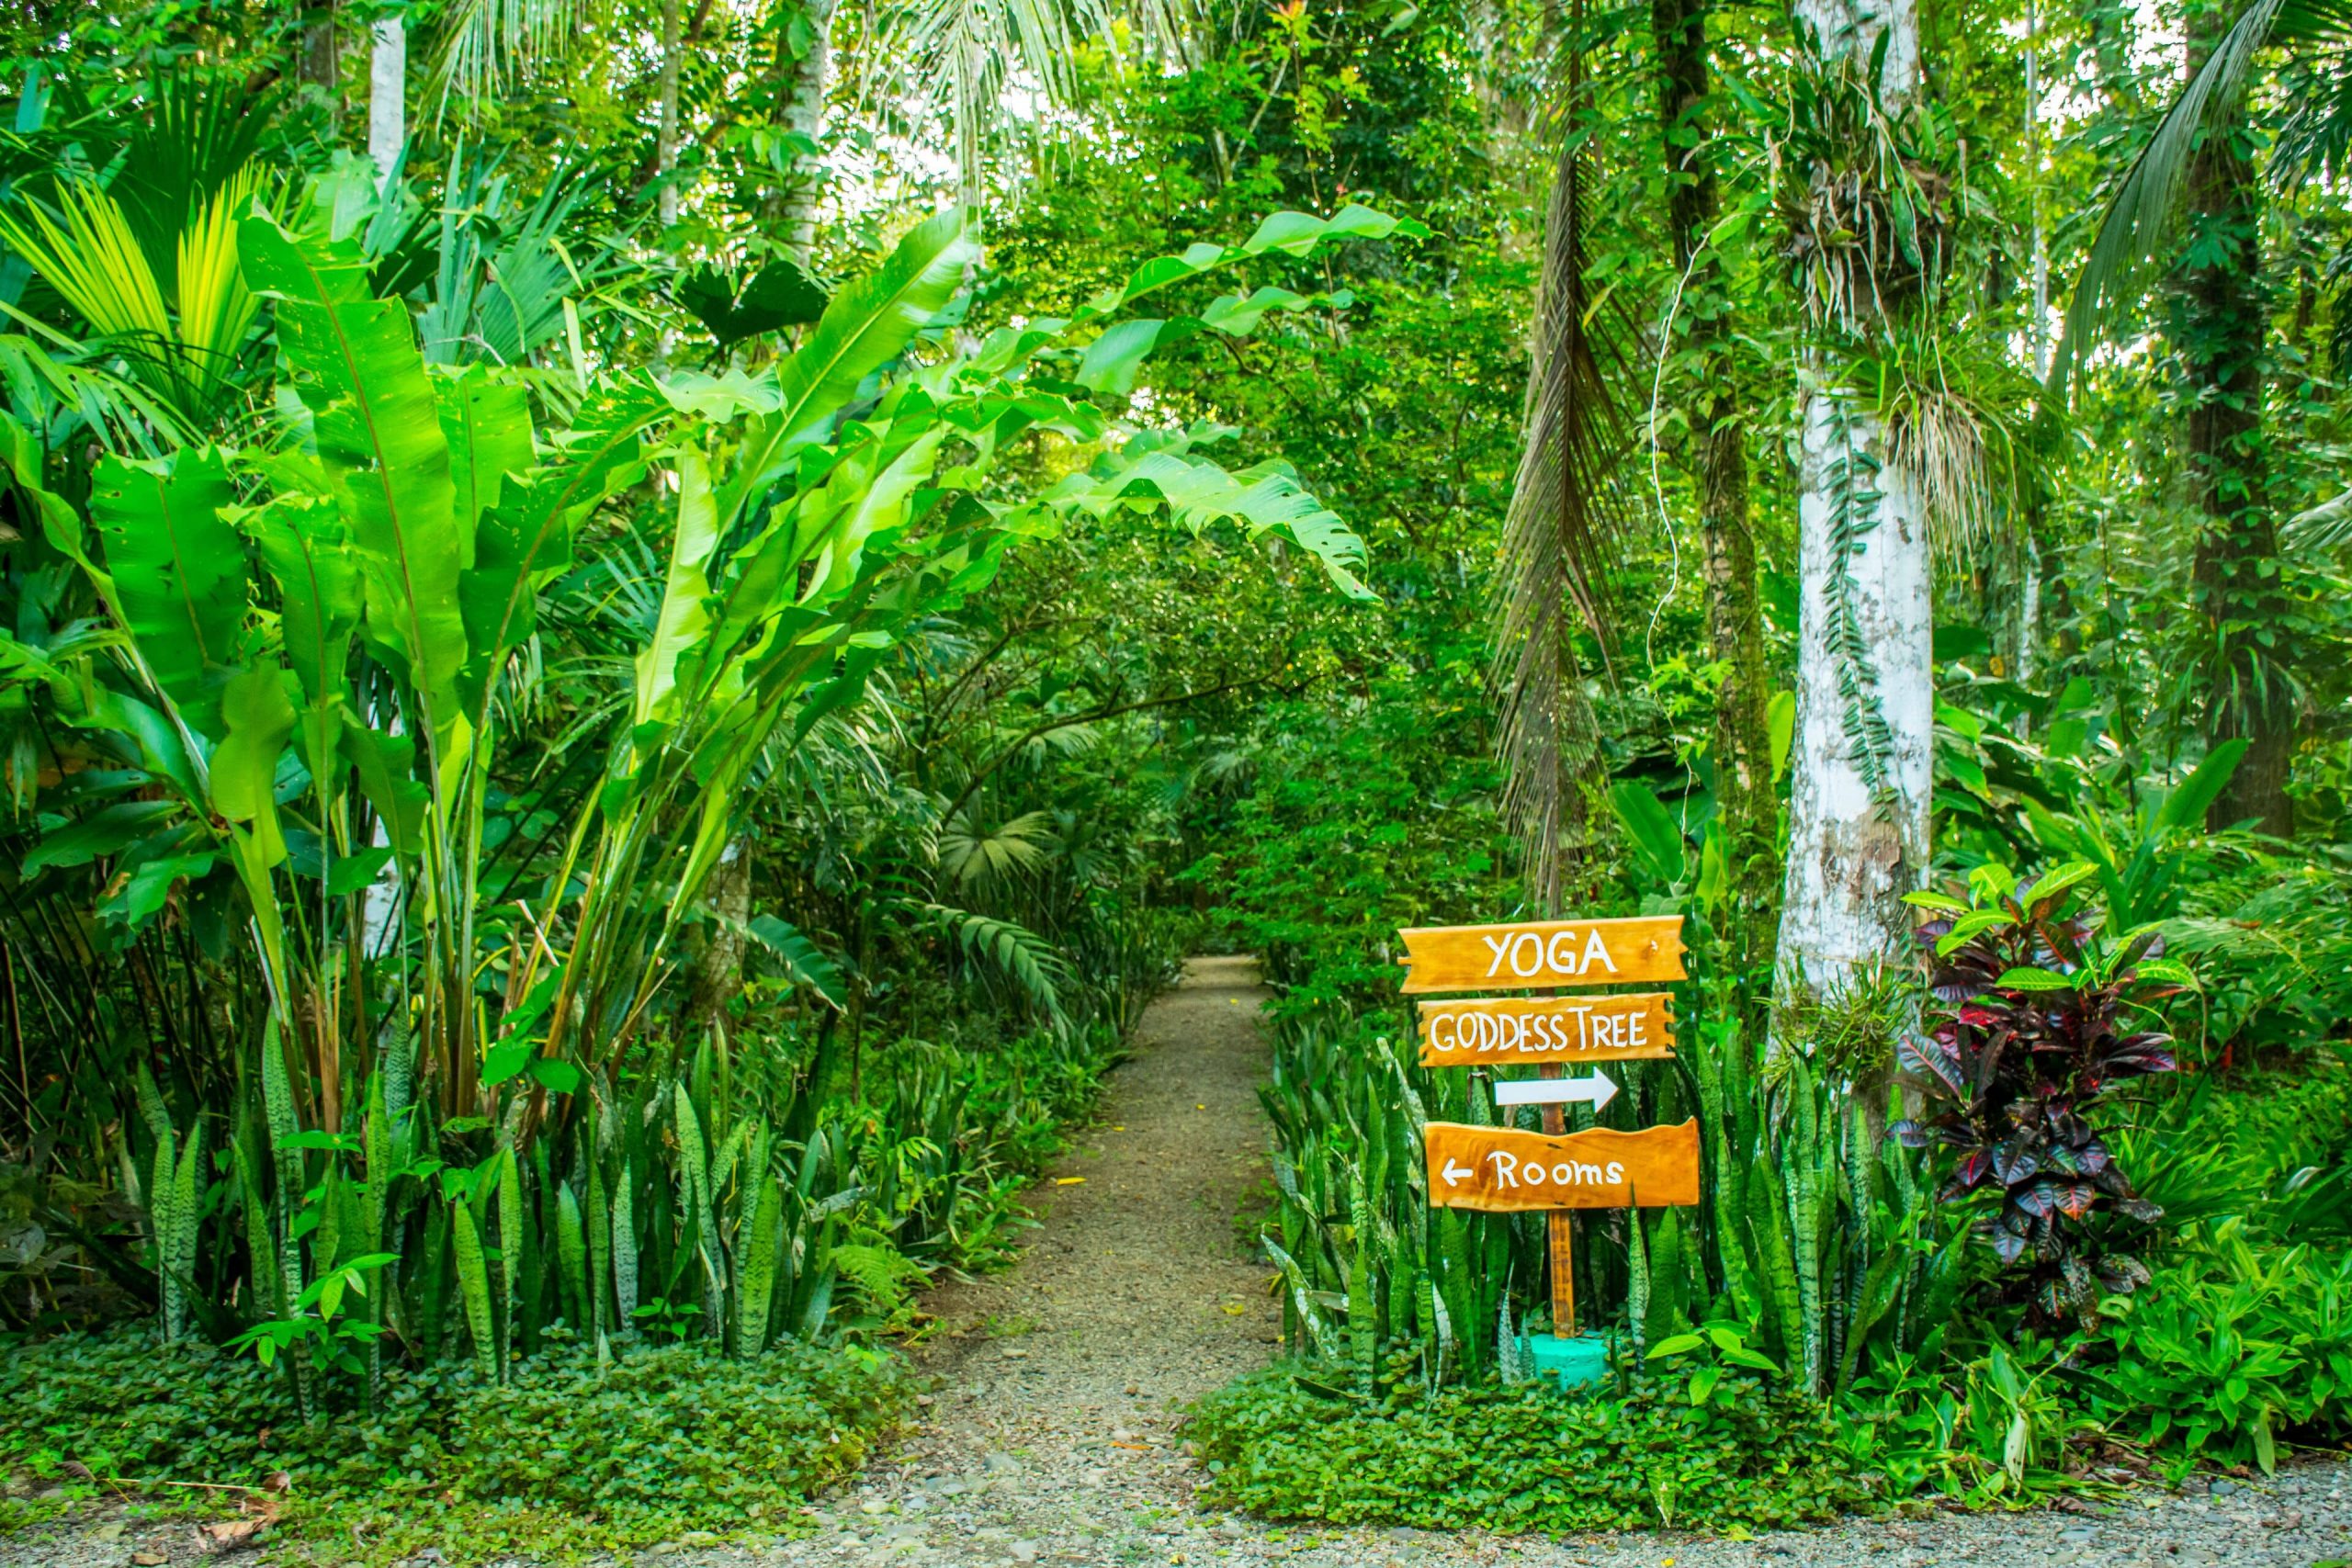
[
  {"left": 251, "top": 495, "right": 362, "bottom": 780},
  {"left": 459, "top": 378, "right": 662, "bottom": 711},
  {"left": 435, "top": 365, "right": 535, "bottom": 539},
  {"left": 718, "top": 208, "right": 978, "bottom": 526},
  {"left": 241, "top": 213, "right": 469, "bottom": 735},
  {"left": 633, "top": 446, "right": 720, "bottom": 727},
  {"left": 89, "top": 446, "right": 244, "bottom": 729},
  {"left": 1046, "top": 438, "right": 1373, "bottom": 600}
]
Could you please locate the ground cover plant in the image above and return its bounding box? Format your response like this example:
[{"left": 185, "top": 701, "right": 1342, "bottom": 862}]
[{"left": 0, "top": 1332, "right": 908, "bottom": 1558}]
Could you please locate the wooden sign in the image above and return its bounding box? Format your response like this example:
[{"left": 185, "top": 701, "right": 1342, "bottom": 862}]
[
  {"left": 1417, "top": 993, "right": 1675, "bottom": 1067},
  {"left": 1397, "top": 916, "right": 1686, "bottom": 994},
  {"left": 1422, "top": 1119, "right": 1701, "bottom": 1213}
]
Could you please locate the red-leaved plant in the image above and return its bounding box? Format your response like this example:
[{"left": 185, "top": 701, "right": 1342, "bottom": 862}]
[{"left": 1893, "top": 862, "right": 2194, "bottom": 1321}]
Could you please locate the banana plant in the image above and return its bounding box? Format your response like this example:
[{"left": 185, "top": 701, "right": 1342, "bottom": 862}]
[{"left": 0, "top": 180, "right": 1404, "bottom": 1380}]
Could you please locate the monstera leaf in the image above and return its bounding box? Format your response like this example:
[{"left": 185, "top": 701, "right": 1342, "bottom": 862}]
[{"left": 676, "top": 257, "right": 829, "bottom": 354}]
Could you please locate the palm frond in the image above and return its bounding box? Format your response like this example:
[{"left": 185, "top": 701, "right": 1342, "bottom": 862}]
[
  {"left": 432, "top": 0, "right": 594, "bottom": 117},
  {"left": 2048, "top": 0, "right": 2290, "bottom": 401},
  {"left": 2288, "top": 485, "right": 2352, "bottom": 548},
  {"left": 0, "top": 163, "right": 268, "bottom": 423},
  {"left": 111, "top": 70, "right": 281, "bottom": 287},
  {"left": 938, "top": 807, "right": 1054, "bottom": 887},
  {"left": 1491, "top": 36, "right": 1638, "bottom": 916},
  {"left": 861, "top": 0, "right": 1185, "bottom": 201},
  {"left": 922, "top": 901, "right": 1070, "bottom": 1027}
]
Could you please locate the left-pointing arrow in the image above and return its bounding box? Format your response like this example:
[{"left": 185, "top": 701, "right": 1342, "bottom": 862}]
[{"left": 1442, "top": 1158, "right": 1472, "bottom": 1186}]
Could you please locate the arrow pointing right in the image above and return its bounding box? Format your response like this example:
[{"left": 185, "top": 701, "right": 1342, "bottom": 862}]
[{"left": 1492, "top": 1067, "right": 1620, "bottom": 1111}]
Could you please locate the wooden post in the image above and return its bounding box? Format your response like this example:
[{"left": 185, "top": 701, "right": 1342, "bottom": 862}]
[{"left": 1538, "top": 1062, "right": 1575, "bottom": 1337}]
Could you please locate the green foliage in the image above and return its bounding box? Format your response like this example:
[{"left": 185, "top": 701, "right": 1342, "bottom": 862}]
[
  {"left": 2075, "top": 1221, "right": 2352, "bottom": 1473},
  {"left": 1186, "top": 1364, "right": 1879, "bottom": 1532},
  {"left": 0, "top": 1329, "right": 907, "bottom": 1559}
]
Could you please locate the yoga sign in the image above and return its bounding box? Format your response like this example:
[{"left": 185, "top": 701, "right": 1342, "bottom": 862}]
[
  {"left": 1396, "top": 915, "right": 1686, "bottom": 993},
  {"left": 1398, "top": 912, "right": 1698, "bottom": 1339}
]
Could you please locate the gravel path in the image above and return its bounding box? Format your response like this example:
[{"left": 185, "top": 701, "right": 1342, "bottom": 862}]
[{"left": 6, "top": 957, "right": 2347, "bottom": 1568}]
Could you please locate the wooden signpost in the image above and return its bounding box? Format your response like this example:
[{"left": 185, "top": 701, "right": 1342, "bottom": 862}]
[
  {"left": 1400, "top": 914, "right": 1698, "bottom": 1381},
  {"left": 1415, "top": 993, "right": 1676, "bottom": 1067},
  {"left": 1422, "top": 1120, "right": 1701, "bottom": 1213},
  {"left": 1396, "top": 915, "right": 1686, "bottom": 993}
]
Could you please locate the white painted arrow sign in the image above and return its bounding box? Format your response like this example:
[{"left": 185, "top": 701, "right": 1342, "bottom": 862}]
[
  {"left": 1442, "top": 1157, "right": 1474, "bottom": 1186},
  {"left": 1491, "top": 1068, "right": 1618, "bottom": 1111}
]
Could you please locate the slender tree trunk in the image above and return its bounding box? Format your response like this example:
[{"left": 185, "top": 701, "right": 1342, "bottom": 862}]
[
  {"left": 1650, "top": 0, "right": 1773, "bottom": 940},
  {"left": 1776, "top": 0, "right": 1932, "bottom": 1019},
  {"left": 301, "top": 4, "right": 340, "bottom": 107},
  {"left": 368, "top": 17, "right": 405, "bottom": 191},
  {"left": 659, "top": 0, "right": 684, "bottom": 227},
  {"left": 2177, "top": 13, "right": 2291, "bottom": 834},
  {"left": 773, "top": 0, "right": 840, "bottom": 260},
  {"left": 684, "top": 840, "right": 751, "bottom": 1035}
]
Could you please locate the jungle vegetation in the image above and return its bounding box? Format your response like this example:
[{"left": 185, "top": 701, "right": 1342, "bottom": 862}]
[{"left": 0, "top": 0, "right": 2346, "bottom": 1544}]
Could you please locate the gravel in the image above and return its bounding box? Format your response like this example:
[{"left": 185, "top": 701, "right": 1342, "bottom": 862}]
[{"left": 6, "top": 956, "right": 2347, "bottom": 1568}]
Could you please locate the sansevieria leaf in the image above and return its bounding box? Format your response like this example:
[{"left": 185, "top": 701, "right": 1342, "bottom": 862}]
[{"left": 452, "top": 1201, "right": 496, "bottom": 1379}]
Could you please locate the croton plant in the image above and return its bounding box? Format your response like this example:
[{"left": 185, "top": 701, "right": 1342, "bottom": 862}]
[{"left": 1894, "top": 863, "right": 2195, "bottom": 1321}]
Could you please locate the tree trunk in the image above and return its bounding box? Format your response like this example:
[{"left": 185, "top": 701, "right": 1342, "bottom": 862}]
[
  {"left": 773, "top": 0, "right": 840, "bottom": 260},
  {"left": 301, "top": 4, "right": 340, "bottom": 107},
  {"left": 368, "top": 17, "right": 405, "bottom": 191},
  {"left": 1781, "top": 398, "right": 1934, "bottom": 991},
  {"left": 684, "top": 839, "right": 751, "bottom": 1035},
  {"left": 658, "top": 0, "right": 684, "bottom": 227},
  {"left": 1650, "top": 0, "right": 1774, "bottom": 939},
  {"left": 1776, "top": 0, "right": 1931, "bottom": 1021},
  {"left": 2177, "top": 15, "right": 2291, "bottom": 835}
]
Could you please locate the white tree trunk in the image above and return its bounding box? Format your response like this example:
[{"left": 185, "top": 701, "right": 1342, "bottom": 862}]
[
  {"left": 658, "top": 0, "right": 683, "bottom": 227},
  {"left": 368, "top": 17, "right": 406, "bottom": 193},
  {"left": 776, "top": 0, "right": 839, "bottom": 264},
  {"left": 1779, "top": 395, "right": 1934, "bottom": 995},
  {"left": 1776, "top": 0, "right": 1930, "bottom": 1007}
]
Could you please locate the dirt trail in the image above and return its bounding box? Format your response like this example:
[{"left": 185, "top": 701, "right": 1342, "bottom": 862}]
[{"left": 780, "top": 953, "right": 1284, "bottom": 1564}]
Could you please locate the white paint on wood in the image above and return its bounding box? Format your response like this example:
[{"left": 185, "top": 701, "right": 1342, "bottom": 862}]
[{"left": 1492, "top": 1070, "right": 1619, "bottom": 1111}]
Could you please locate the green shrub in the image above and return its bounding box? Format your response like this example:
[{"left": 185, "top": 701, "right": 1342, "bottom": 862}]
[
  {"left": 2073, "top": 1221, "right": 2352, "bottom": 1472},
  {"left": 0, "top": 1328, "right": 908, "bottom": 1545},
  {"left": 1186, "top": 1364, "right": 1879, "bottom": 1532}
]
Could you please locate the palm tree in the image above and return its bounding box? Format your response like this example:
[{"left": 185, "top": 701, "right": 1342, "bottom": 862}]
[
  {"left": 1491, "top": 0, "right": 1634, "bottom": 919},
  {"left": 2049, "top": 0, "right": 2346, "bottom": 833}
]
